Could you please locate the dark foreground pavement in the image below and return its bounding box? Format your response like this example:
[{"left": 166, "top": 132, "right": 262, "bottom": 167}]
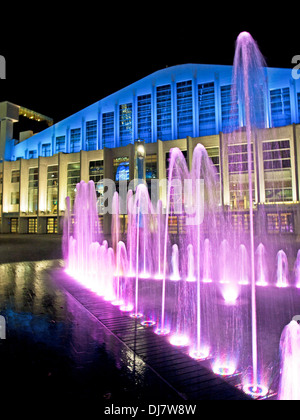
[{"left": 0, "top": 234, "right": 251, "bottom": 413}]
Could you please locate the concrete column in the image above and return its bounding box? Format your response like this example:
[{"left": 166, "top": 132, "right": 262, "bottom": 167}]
[
  {"left": 80, "top": 150, "right": 89, "bottom": 182},
  {"left": 186, "top": 136, "right": 193, "bottom": 171},
  {"left": 214, "top": 72, "right": 221, "bottom": 134},
  {"left": 132, "top": 92, "right": 138, "bottom": 141},
  {"left": 220, "top": 133, "right": 230, "bottom": 207},
  {"left": 192, "top": 72, "right": 199, "bottom": 137},
  {"left": 98, "top": 107, "right": 102, "bottom": 150},
  {"left": 171, "top": 79, "right": 177, "bottom": 140},
  {"left": 0, "top": 101, "right": 19, "bottom": 160},
  {"left": 151, "top": 83, "right": 157, "bottom": 143}
]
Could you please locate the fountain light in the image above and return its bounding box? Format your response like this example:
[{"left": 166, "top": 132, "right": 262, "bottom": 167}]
[
  {"left": 111, "top": 299, "right": 124, "bottom": 306},
  {"left": 120, "top": 304, "right": 134, "bottom": 312},
  {"left": 242, "top": 383, "right": 269, "bottom": 399},
  {"left": 130, "top": 312, "right": 143, "bottom": 319},
  {"left": 222, "top": 286, "right": 239, "bottom": 304},
  {"left": 169, "top": 334, "right": 189, "bottom": 347},
  {"left": 155, "top": 327, "right": 170, "bottom": 336},
  {"left": 139, "top": 272, "right": 150, "bottom": 279},
  {"left": 186, "top": 275, "right": 196, "bottom": 283},
  {"left": 189, "top": 346, "right": 210, "bottom": 361},
  {"left": 202, "top": 277, "right": 212, "bottom": 283},
  {"left": 212, "top": 358, "right": 237, "bottom": 377},
  {"left": 141, "top": 319, "right": 156, "bottom": 327}
]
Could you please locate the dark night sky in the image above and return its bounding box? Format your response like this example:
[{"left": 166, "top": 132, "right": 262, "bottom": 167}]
[{"left": 0, "top": 6, "right": 298, "bottom": 125}]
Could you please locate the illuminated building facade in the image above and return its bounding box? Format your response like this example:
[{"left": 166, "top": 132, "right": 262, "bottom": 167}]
[{"left": 0, "top": 64, "right": 300, "bottom": 236}]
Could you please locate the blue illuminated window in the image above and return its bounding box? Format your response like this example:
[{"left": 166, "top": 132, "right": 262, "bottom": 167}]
[
  {"left": 157, "top": 84, "right": 172, "bottom": 141},
  {"left": 221, "top": 85, "right": 239, "bottom": 133},
  {"left": 198, "top": 82, "right": 216, "bottom": 136},
  {"left": 137, "top": 94, "right": 152, "bottom": 143},
  {"left": 86, "top": 120, "right": 97, "bottom": 151},
  {"left": 177, "top": 80, "right": 193, "bottom": 138},
  {"left": 115, "top": 161, "right": 129, "bottom": 181},
  {"left": 42, "top": 143, "right": 51, "bottom": 157},
  {"left": 119, "top": 103, "right": 133, "bottom": 146},
  {"left": 28, "top": 150, "right": 37, "bottom": 159},
  {"left": 70, "top": 128, "right": 81, "bottom": 153},
  {"left": 298, "top": 93, "right": 300, "bottom": 123},
  {"left": 102, "top": 112, "right": 114, "bottom": 148},
  {"left": 56, "top": 136, "right": 65, "bottom": 153},
  {"left": 270, "top": 88, "right": 291, "bottom": 128}
]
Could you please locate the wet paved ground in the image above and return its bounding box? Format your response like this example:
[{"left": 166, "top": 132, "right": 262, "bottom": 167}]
[{"left": 0, "top": 234, "right": 251, "bottom": 410}]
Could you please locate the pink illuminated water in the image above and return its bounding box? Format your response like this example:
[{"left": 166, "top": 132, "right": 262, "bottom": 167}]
[
  {"left": 278, "top": 321, "right": 300, "bottom": 400},
  {"left": 61, "top": 32, "right": 300, "bottom": 400}
]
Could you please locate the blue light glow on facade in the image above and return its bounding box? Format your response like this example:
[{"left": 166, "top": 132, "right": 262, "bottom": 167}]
[{"left": 8, "top": 64, "right": 300, "bottom": 161}]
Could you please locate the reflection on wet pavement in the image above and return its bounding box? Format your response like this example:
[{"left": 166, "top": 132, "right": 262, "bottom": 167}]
[{"left": 0, "top": 260, "right": 180, "bottom": 405}]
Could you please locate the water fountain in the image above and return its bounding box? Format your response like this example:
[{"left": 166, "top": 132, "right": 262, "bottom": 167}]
[
  {"left": 62, "top": 32, "right": 300, "bottom": 400},
  {"left": 278, "top": 320, "right": 300, "bottom": 400}
]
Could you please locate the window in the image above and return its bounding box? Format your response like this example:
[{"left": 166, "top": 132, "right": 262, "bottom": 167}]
[
  {"left": 267, "top": 212, "right": 294, "bottom": 234},
  {"left": 137, "top": 94, "right": 152, "bottom": 143},
  {"left": 119, "top": 104, "right": 133, "bottom": 146},
  {"left": 10, "top": 218, "right": 18, "bottom": 233},
  {"left": 47, "top": 165, "right": 58, "bottom": 213},
  {"left": 228, "top": 143, "right": 255, "bottom": 210},
  {"left": 157, "top": 84, "right": 172, "bottom": 141},
  {"left": 42, "top": 143, "right": 51, "bottom": 157},
  {"left": 70, "top": 128, "right": 81, "bottom": 153},
  {"left": 11, "top": 170, "right": 20, "bottom": 183},
  {"left": 231, "top": 212, "right": 252, "bottom": 232},
  {"left": 206, "top": 146, "right": 221, "bottom": 203},
  {"left": 206, "top": 147, "right": 220, "bottom": 178},
  {"left": 28, "top": 150, "right": 37, "bottom": 159},
  {"left": 28, "top": 218, "right": 37, "bottom": 233},
  {"left": 56, "top": 136, "right": 65, "bottom": 153},
  {"left": 47, "top": 217, "right": 58, "bottom": 234},
  {"left": 198, "top": 82, "right": 216, "bottom": 136},
  {"left": 11, "top": 192, "right": 19, "bottom": 205},
  {"left": 86, "top": 120, "right": 97, "bottom": 151},
  {"left": 263, "top": 140, "right": 292, "bottom": 203},
  {"left": 28, "top": 167, "right": 38, "bottom": 214},
  {"left": 221, "top": 85, "right": 239, "bottom": 133},
  {"left": 177, "top": 80, "right": 193, "bottom": 138},
  {"left": 270, "top": 88, "right": 291, "bottom": 128},
  {"left": 0, "top": 172, "right": 2, "bottom": 184},
  {"left": 298, "top": 92, "right": 300, "bottom": 123},
  {"left": 102, "top": 112, "right": 114, "bottom": 148},
  {"left": 67, "top": 162, "right": 80, "bottom": 208},
  {"left": 113, "top": 157, "right": 129, "bottom": 185},
  {"left": 89, "top": 160, "right": 103, "bottom": 184},
  {"left": 145, "top": 154, "right": 157, "bottom": 180}
]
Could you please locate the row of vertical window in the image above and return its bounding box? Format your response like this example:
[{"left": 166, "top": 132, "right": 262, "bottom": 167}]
[
  {"left": 0, "top": 140, "right": 295, "bottom": 217},
  {"left": 24, "top": 84, "right": 300, "bottom": 160}
]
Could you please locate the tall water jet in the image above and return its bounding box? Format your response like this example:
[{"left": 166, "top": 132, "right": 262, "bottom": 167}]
[
  {"left": 294, "top": 250, "right": 300, "bottom": 288},
  {"left": 256, "top": 243, "right": 268, "bottom": 287},
  {"left": 238, "top": 244, "right": 249, "bottom": 285},
  {"left": 276, "top": 250, "right": 289, "bottom": 288},
  {"left": 70, "top": 180, "right": 100, "bottom": 279},
  {"left": 155, "top": 199, "right": 164, "bottom": 279},
  {"left": 189, "top": 143, "right": 217, "bottom": 360},
  {"left": 278, "top": 320, "right": 300, "bottom": 400},
  {"left": 156, "top": 148, "right": 189, "bottom": 336},
  {"left": 112, "top": 191, "right": 120, "bottom": 253},
  {"left": 186, "top": 244, "right": 196, "bottom": 282},
  {"left": 170, "top": 244, "right": 181, "bottom": 281},
  {"left": 127, "top": 190, "right": 135, "bottom": 277},
  {"left": 233, "top": 31, "right": 268, "bottom": 397},
  {"left": 130, "top": 183, "right": 152, "bottom": 319},
  {"left": 203, "top": 239, "right": 212, "bottom": 283}
]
